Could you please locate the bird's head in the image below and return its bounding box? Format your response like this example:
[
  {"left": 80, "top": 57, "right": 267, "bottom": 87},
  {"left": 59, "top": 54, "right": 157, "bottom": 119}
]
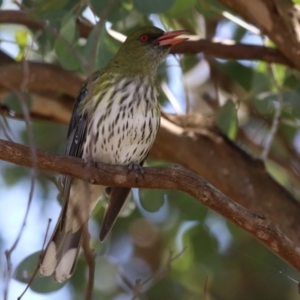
[{"left": 108, "top": 26, "right": 187, "bottom": 77}]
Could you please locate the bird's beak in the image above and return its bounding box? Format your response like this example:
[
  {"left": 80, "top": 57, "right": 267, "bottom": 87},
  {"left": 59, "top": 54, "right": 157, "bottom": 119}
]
[{"left": 156, "top": 30, "right": 188, "bottom": 46}]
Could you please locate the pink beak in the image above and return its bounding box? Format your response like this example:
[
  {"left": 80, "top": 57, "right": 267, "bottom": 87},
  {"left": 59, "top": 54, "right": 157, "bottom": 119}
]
[{"left": 156, "top": 30, "right": 188, "bottom": 46}]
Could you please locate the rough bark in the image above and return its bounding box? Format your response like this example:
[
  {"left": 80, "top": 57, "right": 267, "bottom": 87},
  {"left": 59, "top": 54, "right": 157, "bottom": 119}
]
[
  {"left": 1, "top": 138, "right": 300, "bottom": 273},
  {"left": 0, "top": 56, "right": 300, "bottom": 248}
]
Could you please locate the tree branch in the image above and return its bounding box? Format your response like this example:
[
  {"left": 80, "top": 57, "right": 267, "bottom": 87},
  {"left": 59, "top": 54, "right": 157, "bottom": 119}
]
[
  {"left": 1, "top": 59, "right": 300, "bottom": 249},
  {"left": 0, "top": 62, "right": 82, "bottom": 97},
  {"left": 0, "top": 10, "right": 294, "bottom": 68},
  {"left": 170, "top": 40, "right": 294, "bottom": 67},
  {"left": 0, "top": 138, "right": 300, "bottom": 272},
  {"left": 218, "top": 0, "right": 300, "bottom": 70}
]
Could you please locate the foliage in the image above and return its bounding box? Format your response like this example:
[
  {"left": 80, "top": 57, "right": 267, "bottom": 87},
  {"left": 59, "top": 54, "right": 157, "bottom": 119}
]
[{"left": 0, "top": 0, "right": 300, "bottom": 299}]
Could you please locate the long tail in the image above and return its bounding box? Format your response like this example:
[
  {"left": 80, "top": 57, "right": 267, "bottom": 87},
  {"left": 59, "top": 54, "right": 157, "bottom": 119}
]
[
  {"left": 99, "top": 187, "right": 131, "bottom": 241},
  {"left": 39, "top": 213, "right": 84, "bottom": 283},
  {"left": 39, "top": 179, "right": 103, "bottom": 282}
]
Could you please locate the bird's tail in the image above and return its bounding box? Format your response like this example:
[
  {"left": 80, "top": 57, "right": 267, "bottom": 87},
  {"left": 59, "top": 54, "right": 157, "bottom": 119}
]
[
  {"left": 39, "top": 212, "right": 84, "bottom": 283},
  {"left": 39, "top": 179, "right": 103, "bottom": 282},
  {"left": 99, "top": 187, "right": 131, "bottom": 241}
]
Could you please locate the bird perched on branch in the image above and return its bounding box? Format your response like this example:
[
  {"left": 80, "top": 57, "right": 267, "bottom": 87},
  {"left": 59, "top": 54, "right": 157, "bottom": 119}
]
[{"left": 39, "top": 26, "right": 187, "bottom": 282}]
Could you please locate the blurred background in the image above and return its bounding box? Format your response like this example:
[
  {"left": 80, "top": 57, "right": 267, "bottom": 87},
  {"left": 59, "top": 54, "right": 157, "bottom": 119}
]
[{"left": 0, "top": 0, "right": 300, "bottom": 299}]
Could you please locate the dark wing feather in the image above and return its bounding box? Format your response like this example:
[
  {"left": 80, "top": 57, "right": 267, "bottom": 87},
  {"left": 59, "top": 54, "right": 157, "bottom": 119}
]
[
  {"left": 61, "top": 82, "right": 89, "bottom": 207},
  {"left": 62, "top": 70, "right": 103, "bottom": 204}
]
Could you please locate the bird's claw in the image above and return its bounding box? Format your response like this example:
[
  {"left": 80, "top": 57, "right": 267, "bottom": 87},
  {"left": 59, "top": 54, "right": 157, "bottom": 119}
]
[
  {"left": 127, "top": 163, "right": 144, "bottom": 183},
  {"left": 84, "top": 157, "right": 98, "bottom": 168}
]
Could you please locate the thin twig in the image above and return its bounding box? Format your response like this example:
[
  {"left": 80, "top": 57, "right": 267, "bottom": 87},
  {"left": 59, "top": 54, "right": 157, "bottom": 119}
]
[
  {"left": 18, "top": 219, "right": 52, "bottom": 300},
  {"left": 3, "top": 58, "right": 37, "bottom": 300},
  {"left": 82, "top": 222, "right": 95, "bottom": 300},
  {"left": 120, "top": 248, "right": 186, "bottom": 299},
  {"left": 260, "top": 63, "right": 283, "bottom": 160},
  {"left": 161, "top": 81, "right": 183, "bottom": 114}
]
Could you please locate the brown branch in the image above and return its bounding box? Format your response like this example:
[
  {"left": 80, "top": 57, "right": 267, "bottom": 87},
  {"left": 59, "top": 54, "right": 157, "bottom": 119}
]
[
  {"left": 170, "top": 40, "right": 294, "bottom": 67},
  {"left": 1, "top": 59, "right": 300, "bottom": 250},
  {"left": 0, "top": 10, "right": 294, "bottom": 68},
  {"left": 0, "top": 10, "right": 92, "bottom": 40},
  {"left": 152, "top": 117, "right": 300, "bottom": 246},
  {"left": 0, "top": 138, "right": 300, "bottom": 273},
  {"left": 82, "top": 223, "right": 94, "bottom": 300},
  {"left": 0, "top": 62, "right": 82, "bottom": 97},
  {"left": 218, "top": 0, "right": 300, "bottom": 70}
]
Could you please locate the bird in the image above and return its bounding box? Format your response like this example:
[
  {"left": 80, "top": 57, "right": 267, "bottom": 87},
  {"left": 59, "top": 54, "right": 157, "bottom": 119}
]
[{"left": 39, "top": 26, "right": 187, "bottom": 282}]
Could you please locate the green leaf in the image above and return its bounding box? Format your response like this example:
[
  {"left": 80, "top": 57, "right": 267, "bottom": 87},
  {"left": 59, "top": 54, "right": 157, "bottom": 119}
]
[
  {"left": 14, "top": 251, "right": 66, "bottom": 293},
  {"left": 3, "top": 166, "right": 28, "bottom": 186},
  {"left": 166, "top": 0, "right": 196, "bottom": 17},
  {"left": 139, "top": 189, "right": 166, "bottom": 212},
  {"left": 2, "top": 92, "right": 32, "bottom": 113},
  {"left": 91, "top": 0, "right": 129, "bottom": 21},
  {"left": 215, "top": 99, "right": 238, "bottom": 140},
  {"left": 133, "top": 0, "right": 175, "bottom": 14},
  {"left": 221, "top": 61, "right": 253, "bottom": 91},
  {"left": 284, "top": 73, "right": 299, "bottom": 89},
  {"left": 196, "top": 0, "right": 224, "bottom": 18},
  {"left": 252, "top": 70, "right": 272, "bottom": 94},
  {"left": 60, "top": 13, "right": 76, "bottom": 43},
  {"left": 54, "top": 13, "right": 81, "bottom": 70},
  {"left": 282, "top": 91, "right": 300, "bottom": 119},
  {"left": 84, "top": 26, "right": 116, "bottom": 71},
  {"left": 252, "top": 94, "right": 274, "bottom": 116},
  {"left": 274, "top": 64, "right": 286, "bottom": 86},
  {"left": 15, "top": 30, "right": 29, "bottom": 61},
  {"left": 15, "top": 30, "right": 28, "bottom": 47},
  {"left": 26, "top": 121, "right": 67, "bottom": 152},
  {"left": 32, "top": 0, "right": 69, "bottom": 16}
]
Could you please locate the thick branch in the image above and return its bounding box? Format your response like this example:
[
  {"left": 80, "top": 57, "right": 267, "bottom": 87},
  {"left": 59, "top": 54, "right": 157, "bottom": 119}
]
[
  {"left": 0, "top": 10, "right": 91, "bottom": 39},
  {"left": 218, "top": 0, "right": 300, "bottom": 70},
  {"left": 1, "top": 60, "right": 300, "bottom": 248},
  {"left": 0, "top": 62, "right": 82, "bottom": 97},
  {"left": 0, "top": 138, "right": 300, "bottom": 272},
  {"left": 0, "top": 10, "right": 293, "bottom": 68},
  {"left": 152, "top": 117, "right": 300, "bottom": 246}
]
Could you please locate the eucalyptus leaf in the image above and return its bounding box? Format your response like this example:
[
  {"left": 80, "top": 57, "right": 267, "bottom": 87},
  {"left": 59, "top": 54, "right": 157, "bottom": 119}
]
[
  {"left": 221, "top": 61, "right": 253, "bottom": 91},
  {"left": 91, "top": 0, "right": 128, "bottom": 21},
  {"left": 215, "top": 99, "right": 238, "bottom": 140},
  {"left": 3, "top": 166, "right": 28, "bottom": 186},
  {"left": 139, "top": 189, "right": 166, "bottom": 212},
  {"left": 166, "top": 0, "right": 196, "bottom": 17},
  {"left": 54, "top": 13, "right": 81, "bottom": 70},
  {"left": 133, "top": 0, "right": 175, "bottom": 14},
  {"left": 15, "top": 30, "right": 28, "bottom": 47},
  {"left": 84, "top": 26, "right": 115, "bottom": 72},
  {"left": 2, "top": 92, "right": 32, "bottom": 113},
  {"left": 14, "top": 251, "right": 66, "bottom": 293}
]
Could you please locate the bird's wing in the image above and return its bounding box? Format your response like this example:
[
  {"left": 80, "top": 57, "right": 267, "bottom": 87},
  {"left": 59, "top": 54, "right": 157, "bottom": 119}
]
[
  {"left": 62, "top": 71, "right": 103, "bottom": 209},
  {"left": 61, "top": 84, "right": 89, "bottom": 205},
  {"left": 40, "top": 71, "right": 103, "bottom": 281}
]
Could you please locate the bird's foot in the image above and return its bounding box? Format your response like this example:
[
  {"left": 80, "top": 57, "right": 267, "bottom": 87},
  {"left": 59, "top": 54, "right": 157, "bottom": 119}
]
[
  {"left": 127, "top": 163, "right": 144, "bottom": 183},
  {"left": 83, "top": 157, "right": 98, "bottom": 168}
]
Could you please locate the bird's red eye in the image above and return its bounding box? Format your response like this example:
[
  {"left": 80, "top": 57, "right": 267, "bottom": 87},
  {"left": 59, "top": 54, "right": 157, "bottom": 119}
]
[{"left": 140, "top": 34, "right": 149, "bottom": 43}]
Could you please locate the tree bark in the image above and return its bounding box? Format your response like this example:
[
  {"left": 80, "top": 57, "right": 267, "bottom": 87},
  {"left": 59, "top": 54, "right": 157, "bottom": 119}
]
[{"left": 1, "top": 138, "right": 300, "bottom": 273}]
